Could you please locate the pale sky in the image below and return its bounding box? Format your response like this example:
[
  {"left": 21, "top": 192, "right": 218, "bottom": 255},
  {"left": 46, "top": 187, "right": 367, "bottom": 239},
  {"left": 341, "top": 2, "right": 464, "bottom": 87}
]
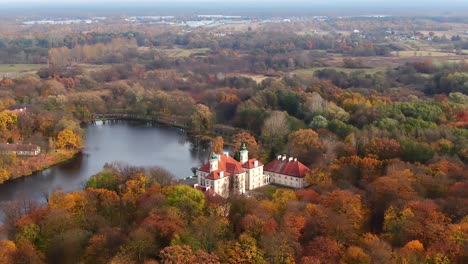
[
  {"left": 1, "top": 0, "right": 467, "bottom": 4},
  {"left": 1, "top": 0, "right": 468, "bottom": 14}
]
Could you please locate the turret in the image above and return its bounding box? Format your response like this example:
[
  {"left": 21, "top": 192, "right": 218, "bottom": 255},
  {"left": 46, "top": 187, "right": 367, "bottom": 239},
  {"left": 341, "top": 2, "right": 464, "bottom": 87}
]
[
  {"left": 240, "top": 142, "right": 248, "bottom": 164},
  {"left": 209, "top": 152, "right": 218, "bottom": 172}
]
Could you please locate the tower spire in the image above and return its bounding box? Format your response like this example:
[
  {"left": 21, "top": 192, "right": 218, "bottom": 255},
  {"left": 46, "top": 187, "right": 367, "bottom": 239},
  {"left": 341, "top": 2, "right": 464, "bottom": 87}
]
[{"left": 240, "top": 142, "right": 248, "bottom": 163}]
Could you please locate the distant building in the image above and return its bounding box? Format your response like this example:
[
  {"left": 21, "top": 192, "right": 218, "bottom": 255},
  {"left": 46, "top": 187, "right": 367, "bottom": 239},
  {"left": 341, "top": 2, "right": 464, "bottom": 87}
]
[
  {"left": 10, "top": 108, "right": 28, "bottom": 115},
  {"left": 264, "top": 155, "right": 310, "bottom": 188},
  {"left": 0, "top": 143, "right": 41, "bottom": 156},
  {"left": 195, "top": 143, "right": 309, "bottom": 197}
]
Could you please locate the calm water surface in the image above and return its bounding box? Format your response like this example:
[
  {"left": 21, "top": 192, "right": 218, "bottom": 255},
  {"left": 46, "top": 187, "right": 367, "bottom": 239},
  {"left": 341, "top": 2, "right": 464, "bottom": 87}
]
[{"left": 0, "top": 121, "right": 210, "bottom": 220}]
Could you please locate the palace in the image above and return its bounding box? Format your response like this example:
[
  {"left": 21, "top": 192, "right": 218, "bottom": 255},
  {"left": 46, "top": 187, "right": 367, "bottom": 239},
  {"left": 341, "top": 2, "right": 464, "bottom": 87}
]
[{"left": 195, "top": 143, "right": 309, "bottom": 197}]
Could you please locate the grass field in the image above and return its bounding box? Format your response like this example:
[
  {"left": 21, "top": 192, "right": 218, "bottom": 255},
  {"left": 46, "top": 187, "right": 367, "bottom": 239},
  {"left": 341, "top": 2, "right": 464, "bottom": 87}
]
[
  {"left": 238, "top": 74, "right": 275, "bottom": 83},
  {"left": 156, "top": 48, "right": 210, "bottom": 58},
  {"left": 292, "top": 66, "right": 387, "bottom": 77},
  {"left": 0, "top": 64, "right": 45, "bottom": 78},
  {"left": 0, "top": 64, "right": 44, "bottom": 73},
  {"left": 391, "top": 50, "right": 456, "bottom": 57}
]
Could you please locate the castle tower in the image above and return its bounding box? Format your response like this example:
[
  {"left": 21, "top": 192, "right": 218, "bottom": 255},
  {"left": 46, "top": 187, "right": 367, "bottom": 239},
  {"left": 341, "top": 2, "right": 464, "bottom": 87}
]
[
  {"left": 240, "top": 142, "right": 248, "bottom": 164},
  {"left": 209, "top": 152, "right": 218, "bottom": 172}
]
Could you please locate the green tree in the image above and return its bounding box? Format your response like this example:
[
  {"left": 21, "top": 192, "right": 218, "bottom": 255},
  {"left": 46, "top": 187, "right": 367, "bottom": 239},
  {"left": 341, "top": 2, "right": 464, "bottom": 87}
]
[
  {"left": 400, "top": 139, "right": 435, "bottom": 163},
  {"left": 309, "top": 115, "right": 328, "bottom": 129},
  {"left": 165, "top": 185, "right": 205, "bottom": 220}
]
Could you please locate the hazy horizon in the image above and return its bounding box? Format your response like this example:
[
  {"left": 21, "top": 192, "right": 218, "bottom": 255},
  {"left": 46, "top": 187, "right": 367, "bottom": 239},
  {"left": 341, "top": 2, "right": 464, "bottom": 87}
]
[{"left": 1, "top": 0, "right": 468, "bottom": 16}]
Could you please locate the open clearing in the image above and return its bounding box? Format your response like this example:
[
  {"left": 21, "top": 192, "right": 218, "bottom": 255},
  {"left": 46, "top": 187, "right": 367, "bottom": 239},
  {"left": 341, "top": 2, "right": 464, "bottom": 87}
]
[
  {"left": 292, "top": 66, "right": 387, "bottom": 77},
  {"left": 0, "top": 64, "right": 44, "bottom": 73},
  {"left": 391, "top": 50, "right": 456, "bottom": 57},
  {"left": 0, "top": 64, "right": 45, "bottom": 78},
  {"left": 237, "top": 73, "right": 277, "bottom": 83},
  {"left": 160, "top": 48, "right": 210, "bottom": 58}
]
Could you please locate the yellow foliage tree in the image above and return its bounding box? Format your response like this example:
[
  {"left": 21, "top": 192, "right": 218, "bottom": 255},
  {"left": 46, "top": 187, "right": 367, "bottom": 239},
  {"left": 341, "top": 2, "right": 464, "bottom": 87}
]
[
  {"left": 273, "top": 189, "right": 297, "bottom": 214},
  {"left": 306, "top": 168, "right": 333, "bottom": 187},
  {"left": 0, "top": 168, "right": 10, "bottom": 184},
  {"left": 0, "top": 240, "right": 17, "bottom": 264},
  {"left": 122, "top": 174, "right": 147, "bottom": 205},
  {"left": 212, "top": 136, "right": 224, "bottom": 154},
  {"left": 0, "top": 111, "right": 17, "bottom": 140},
  {"left": 56, "top": 129, "right": 82, "bottom": 150},
  {"left": 287, "top": 129, "right": 323, "bottom": 165},
  {"left": 48, "top": 191, "right": 87, "bottom": 214},
  {"left": 341, "top": 246, "right": 371, "bottom": 264},
  {"left": 403, "top": 240, "right": 424, "bottom": 252}
]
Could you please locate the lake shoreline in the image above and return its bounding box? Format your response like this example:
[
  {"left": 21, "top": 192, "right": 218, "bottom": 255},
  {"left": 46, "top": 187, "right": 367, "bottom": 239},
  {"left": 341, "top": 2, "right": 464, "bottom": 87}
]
[
  {"left": 0, "top": 119, "right": 216, "bottom": 186},
  {"left": 2, "top": 149, "right": 81, "bottom": 185}
]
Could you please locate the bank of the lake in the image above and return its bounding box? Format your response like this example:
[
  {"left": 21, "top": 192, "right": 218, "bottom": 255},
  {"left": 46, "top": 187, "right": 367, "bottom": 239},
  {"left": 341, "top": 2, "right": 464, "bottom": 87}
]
[
  {"left": 4, "top": 149, "right": 80, "bottom": 183},
  {"left": 0, "top": 120, "right": 210, "bottom": 207}
]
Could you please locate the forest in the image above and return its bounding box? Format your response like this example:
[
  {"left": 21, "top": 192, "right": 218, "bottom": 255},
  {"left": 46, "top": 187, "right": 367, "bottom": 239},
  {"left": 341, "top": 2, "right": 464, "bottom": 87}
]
[{"left": 0, "top": 13, "right": 467, "bottom": 264}]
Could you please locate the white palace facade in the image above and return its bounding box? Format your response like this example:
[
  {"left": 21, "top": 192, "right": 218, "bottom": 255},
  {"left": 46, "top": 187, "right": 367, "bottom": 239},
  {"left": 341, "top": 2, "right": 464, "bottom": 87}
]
[{"left": 195, "top": 143, "right": 309, "bottom": 197}]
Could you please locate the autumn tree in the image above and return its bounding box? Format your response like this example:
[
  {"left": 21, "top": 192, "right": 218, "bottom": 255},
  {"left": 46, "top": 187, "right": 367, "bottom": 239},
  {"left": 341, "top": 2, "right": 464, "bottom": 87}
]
[
  {"left": 341, "top": 246, "right": 371, "bottom": 264},
  {"left": 159, "top": 245, "right": 220, "bottom": 264},
  {"left": 140, "top": 212, "right": 185, "bottom": 248},
  {"left": 261, "top": 111, "right": 290, "bottom": 145},
  {"left": 13, "top": 240, "right": 45, "bottom": 264},
  {"left": 287, "top": 129, "right": 323, "bottom": 165},
  {"left": 261, "top": 231, "right": 299, "bottom": 264},
  {"left": 232, "top": 131, "right": 260, "bottom": 158},
  {"left": 383, "top": 200, "right": 451, "bottom": 248},
  {"left": 0, "top": 240, "right": 16, "bottom": 264},
  {"left": 190, "top": 104, "right": 213, "bottom": 132},
  {"left": 364, "top": 138, "right": 401, "bottom": 160},
  {"left": 56, "top": 128, "right": 82, "bottom": 150},
  {"left": 0, "top": 168, "right": 10, "bottom": 184},
  {"left": 82, "top": 228, "right": 125, "bottom": 264},
  {"left": 0, "top": 111, "right": 18, "bottom": 141},
  {"left": 361, "top": 233, "right": 395, "bottom": 264},
  {"left": 216, "top": 234, "right": 266, "bottom": 264},
  {"left": 303, "top": 236, "right": 343, "bottom": 264},
  {"left": 212, "top": 136, "right": 224, "bottom": 154}
]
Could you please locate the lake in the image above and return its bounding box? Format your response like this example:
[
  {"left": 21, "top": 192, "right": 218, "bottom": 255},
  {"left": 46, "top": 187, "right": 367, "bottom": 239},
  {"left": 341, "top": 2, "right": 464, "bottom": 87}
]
[{"left": 0, "top": 120, "right": 210, "bottom": 221}]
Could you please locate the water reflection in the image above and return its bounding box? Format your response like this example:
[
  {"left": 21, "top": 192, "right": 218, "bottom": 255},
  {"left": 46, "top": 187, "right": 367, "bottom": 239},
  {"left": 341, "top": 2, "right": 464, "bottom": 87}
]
[{"left": 0, "top": 121, "right": 211, "bottom": 220}]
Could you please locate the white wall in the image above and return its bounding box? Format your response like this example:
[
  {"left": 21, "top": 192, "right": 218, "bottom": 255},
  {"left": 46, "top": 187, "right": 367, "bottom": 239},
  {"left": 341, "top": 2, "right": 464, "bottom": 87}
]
[{"left": 267, "top": 172, "right": 305, "bottom": 188}]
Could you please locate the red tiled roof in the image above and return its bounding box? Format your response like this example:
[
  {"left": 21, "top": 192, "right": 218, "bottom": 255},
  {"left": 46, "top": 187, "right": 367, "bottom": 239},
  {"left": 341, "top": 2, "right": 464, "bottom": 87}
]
[
  {"left": 198, "top": 154, "right": 244, "bottom": 175},
  {"left": 242, "top": 158, "right": 263, "bottom": 169},
  {"left": 205, "top": 171, "right": 222, "bottom": 180},
  {"left": 264, "top": 158, "right": 309, "bottom": 178},
  {"left": 195, "top": 186, "right": 227, "bottom": 203},
  {"left": 0, "top": 143, "right": 39, "bottom": 152},
  {"left": 199, "top": 162, "right": 210, "bottom": 173}
]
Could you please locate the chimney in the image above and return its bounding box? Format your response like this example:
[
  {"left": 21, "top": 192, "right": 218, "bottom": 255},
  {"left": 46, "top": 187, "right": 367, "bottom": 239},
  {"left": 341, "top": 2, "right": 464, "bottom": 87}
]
[
  {"left": 220, "top": 171, "right": 224, "bottom": 178},
  {"left": 288, "top": 157, "right": 293, "bottom": 162},
  {"left": 282, "top": 155, "right": 286, "bottom": 161},
  {"left": 277, "top": 155, "right": 282, "bottom": 160},
  {"left": 254, "top": 160, "right": 258, "bottom": 167}
]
